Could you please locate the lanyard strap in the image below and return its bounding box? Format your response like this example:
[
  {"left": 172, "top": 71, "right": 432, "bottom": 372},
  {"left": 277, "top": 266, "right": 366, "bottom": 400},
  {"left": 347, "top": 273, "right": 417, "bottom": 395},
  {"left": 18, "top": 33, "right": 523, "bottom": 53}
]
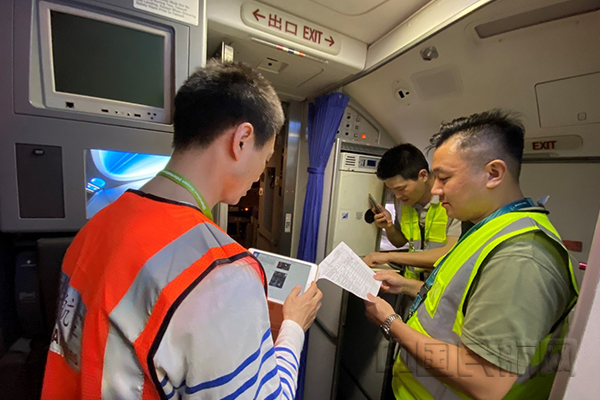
[
  {"left": 157, "top": 169, "right": 213, "bottom": 221},
  {"left": 407, "top": 198, "right": 536, "bottom": 319},
  {"left": 408, "top": 208, "right": 415, "bottom": 252}
]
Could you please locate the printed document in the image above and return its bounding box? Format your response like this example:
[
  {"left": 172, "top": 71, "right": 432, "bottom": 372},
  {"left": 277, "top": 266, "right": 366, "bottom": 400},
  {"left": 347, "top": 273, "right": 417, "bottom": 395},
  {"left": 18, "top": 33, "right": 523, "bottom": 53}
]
[{"left": 317, "top": 242, "right": 381, "bottom": 301}]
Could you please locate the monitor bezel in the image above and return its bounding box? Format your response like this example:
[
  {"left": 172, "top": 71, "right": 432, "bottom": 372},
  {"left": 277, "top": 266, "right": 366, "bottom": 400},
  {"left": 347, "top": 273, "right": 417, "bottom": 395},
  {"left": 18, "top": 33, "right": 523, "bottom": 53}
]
[{"left": 38, "top": 1, "right": 173, "bottom": 124}]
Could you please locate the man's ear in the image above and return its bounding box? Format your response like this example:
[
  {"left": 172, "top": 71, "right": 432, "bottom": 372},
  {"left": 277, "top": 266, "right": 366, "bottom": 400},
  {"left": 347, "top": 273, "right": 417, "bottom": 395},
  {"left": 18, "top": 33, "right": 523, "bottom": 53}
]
[
  {"left": 418, "top": 169, "right": 429, "bottom": 181},
  {"left": 485, "top": 159, "right": 507, "bottom": 189},
  {"left": 231, "top": 122, "right": 254, "bottom": 161}
]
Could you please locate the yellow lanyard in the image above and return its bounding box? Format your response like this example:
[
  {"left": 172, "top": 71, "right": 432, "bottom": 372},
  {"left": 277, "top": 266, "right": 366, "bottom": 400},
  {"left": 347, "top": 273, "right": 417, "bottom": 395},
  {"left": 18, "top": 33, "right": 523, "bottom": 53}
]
[
  {"left": 408, "top": 208, "right": 416, "bottom": 252},
  {"left": 157, "top": 170, "right": 213, "bottom": 220}
]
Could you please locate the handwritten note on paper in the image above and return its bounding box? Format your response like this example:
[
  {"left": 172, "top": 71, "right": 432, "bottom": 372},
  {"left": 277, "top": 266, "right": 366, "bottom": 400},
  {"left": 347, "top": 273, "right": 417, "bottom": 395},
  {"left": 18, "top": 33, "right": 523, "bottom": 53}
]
[{"left": 318, "top": 242, "right": 381, "bottom": 301}]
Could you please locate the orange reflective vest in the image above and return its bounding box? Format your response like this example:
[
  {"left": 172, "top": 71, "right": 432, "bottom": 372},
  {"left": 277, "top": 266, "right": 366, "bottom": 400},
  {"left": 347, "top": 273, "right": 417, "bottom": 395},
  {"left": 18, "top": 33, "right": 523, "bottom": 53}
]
[{"left": 41, "top": 191, "right": 266, "bottom": 399}]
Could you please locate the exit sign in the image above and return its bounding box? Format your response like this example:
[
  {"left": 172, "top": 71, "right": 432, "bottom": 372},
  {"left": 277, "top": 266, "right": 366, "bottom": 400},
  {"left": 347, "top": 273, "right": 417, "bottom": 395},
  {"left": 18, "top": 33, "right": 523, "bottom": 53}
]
[
  {"left": 241, "top": 1, "right": 342, "bottom": 55},
  {"left": 523, "top": 135, "right": 583, "bottom": 154}
]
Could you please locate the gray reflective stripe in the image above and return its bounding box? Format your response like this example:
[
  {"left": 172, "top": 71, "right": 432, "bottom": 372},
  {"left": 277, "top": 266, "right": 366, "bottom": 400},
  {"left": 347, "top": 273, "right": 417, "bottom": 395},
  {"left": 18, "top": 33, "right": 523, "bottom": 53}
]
[
  {"left": 426, "top": 241, "right": 446, "bottom": 250},
  {"left": 111, "top": 223, "right": 234, "bottom": 341},
  {"left": 49, "top": 272, "right": 87, "bottom": 372},
  {"left": 102, "top": 222, "right": 235, "bottom": 399},
  {"left": 102, "top": 325, "right": 144, "bottom": 399},
  {"left": 399, "top": 350, "right": 462, "bottom": 400},
  {"left": 534, "top": 223, "right": 561, "bottom": 243},
  {"left": 415, "top": 217, "right": 542, "bottom": 343}
]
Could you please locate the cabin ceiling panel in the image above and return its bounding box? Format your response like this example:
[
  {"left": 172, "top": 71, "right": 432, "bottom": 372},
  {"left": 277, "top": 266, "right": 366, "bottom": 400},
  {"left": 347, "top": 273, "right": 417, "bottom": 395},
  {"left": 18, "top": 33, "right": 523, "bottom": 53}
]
[
  {"left": 207, "top": 0, "right": 368, "bottom": 100},
  {"left": 231, "top": 40, "right": 325, "bottom": 89},
  {"left": 208, "top": 21, "right": 361, "bottom": 101},
  {"left": 344, "top": 0, "right": 600, "bottom": 156},
  {"left": 258, "top": 0, "right": 431, "bottom": 44},
  {"left": 310, "top": 0, "right": 389, "bottom": 16}
]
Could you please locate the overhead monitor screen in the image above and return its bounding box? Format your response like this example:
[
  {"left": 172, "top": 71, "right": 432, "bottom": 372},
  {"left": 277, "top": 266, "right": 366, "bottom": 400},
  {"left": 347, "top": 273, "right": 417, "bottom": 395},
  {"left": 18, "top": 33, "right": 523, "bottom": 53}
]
[
  {"left": 51, "top": 10, "right": 164, "bottom": 108},
  {"left": 85, "top": 149, "right": 170, "bottom": 218},
  {"left": 38, "top": 2, "right": 173, "bottom": 123}
]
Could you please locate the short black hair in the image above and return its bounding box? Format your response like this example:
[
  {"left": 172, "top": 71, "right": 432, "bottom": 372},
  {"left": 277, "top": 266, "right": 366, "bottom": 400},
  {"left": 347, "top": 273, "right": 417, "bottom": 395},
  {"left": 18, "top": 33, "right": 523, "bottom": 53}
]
[
  {"left": 428, "top": 109, "right": 525, "bottom": 179},
  {"left": 376, "top": 143, "right": 429, "bottom": 180},
  {"left": 173, "top": 60, "right": 284, "bottom": 151}
]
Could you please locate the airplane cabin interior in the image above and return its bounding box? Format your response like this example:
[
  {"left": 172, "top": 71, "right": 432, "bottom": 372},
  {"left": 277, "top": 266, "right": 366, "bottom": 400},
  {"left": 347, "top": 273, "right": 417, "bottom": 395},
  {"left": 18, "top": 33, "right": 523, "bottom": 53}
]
[{"left": 0, "top": 0, "right": 599, "bottom": 399}]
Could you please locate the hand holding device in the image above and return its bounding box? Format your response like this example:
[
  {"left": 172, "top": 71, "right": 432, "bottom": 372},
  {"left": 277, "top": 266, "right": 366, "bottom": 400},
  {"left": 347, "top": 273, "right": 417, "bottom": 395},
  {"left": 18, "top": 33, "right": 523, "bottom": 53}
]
[
  {"left": 283, "top": 282, "right": 323, "bottom": 331},
  {"left": 368, "top": 193, "right": 385, "bottom": 214},
  {"left": 373, "top": 208, "right": 393, "bottom": 229},
  {"left": 368, "top": 194, "right": 392, "bottom": 228}
]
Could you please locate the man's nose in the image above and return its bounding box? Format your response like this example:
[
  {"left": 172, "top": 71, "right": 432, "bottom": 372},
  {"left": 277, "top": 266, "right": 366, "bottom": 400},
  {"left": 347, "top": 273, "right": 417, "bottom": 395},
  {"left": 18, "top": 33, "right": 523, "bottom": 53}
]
[{"left": 431, "top": 180, "right": 443, "bottom": 195}]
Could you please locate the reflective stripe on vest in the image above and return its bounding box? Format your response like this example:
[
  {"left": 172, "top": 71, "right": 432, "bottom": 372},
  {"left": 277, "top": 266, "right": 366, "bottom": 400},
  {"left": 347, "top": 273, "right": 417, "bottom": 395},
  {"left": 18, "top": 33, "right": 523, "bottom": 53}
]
[
  {"left": 42, "top": 191, "right": 267, "bottom": 400},
  {"left": 400, "top": 202, "right": 448, "bottom": 251},
  {"left": 393, "top": 212, "right": 578, "bottom": 400},
  {"left": 395, "top": 349, "right": 463, "bottom": 400},
  {"left": 102, "top": 223, "right": 238, "bottom": 399}
]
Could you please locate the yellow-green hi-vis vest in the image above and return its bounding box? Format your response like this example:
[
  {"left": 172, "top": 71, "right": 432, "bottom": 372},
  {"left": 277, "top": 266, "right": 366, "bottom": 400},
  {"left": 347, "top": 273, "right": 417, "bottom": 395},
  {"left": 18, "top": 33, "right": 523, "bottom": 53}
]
[
  {"left": 400, "top": 202, "right": 449, "bottom": 250},
  {"left": 400, "top": 202, "right": 448, "bottom": 280},
  {"left": 392, "top": 211, "right": 579, "bottom": 400}
]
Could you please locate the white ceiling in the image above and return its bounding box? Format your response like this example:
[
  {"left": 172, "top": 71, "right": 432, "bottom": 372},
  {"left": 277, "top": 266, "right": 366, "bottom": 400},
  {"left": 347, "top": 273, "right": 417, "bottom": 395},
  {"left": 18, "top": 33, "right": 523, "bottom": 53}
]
[
  {"left": 258, "top": 0, "right": 431, "bottom": 44},
  {"left": 206, "top": 0, "right": 493, "bottom": 100},
  {"left": 344, "top": 0, "right": 600, "bottom": 153}
]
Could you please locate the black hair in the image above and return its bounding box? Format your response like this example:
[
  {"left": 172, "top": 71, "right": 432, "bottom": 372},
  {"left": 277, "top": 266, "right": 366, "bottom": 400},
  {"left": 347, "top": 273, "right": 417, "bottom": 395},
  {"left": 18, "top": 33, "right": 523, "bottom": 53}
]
[
  {"left": 172, "top": 60, "right": 284, "bottom": 151},
  {"left": 428, "top": 109, "right": 525, "bottom": 178},
  {"left": 376, "top": 143, "right": 429, "bottom": 180}
]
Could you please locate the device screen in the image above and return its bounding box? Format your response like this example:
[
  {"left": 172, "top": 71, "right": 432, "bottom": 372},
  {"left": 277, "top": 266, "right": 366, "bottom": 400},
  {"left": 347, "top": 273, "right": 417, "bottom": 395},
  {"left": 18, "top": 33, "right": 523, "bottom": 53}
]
[
  {"left": 368, "top": 193, "right": 384, "bottom": 213},
  {"left": 252, "top": 250, "right": 315, "bottom": 303}
]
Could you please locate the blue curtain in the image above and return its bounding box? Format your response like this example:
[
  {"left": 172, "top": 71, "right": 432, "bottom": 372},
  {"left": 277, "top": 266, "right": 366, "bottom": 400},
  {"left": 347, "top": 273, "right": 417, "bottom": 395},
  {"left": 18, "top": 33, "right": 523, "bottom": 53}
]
[
  {"left": 297, "top": 92, "right": 349, "bottom": 262},
  {"left": 295, "top": 92, "right": 348, "bottom": 399}
]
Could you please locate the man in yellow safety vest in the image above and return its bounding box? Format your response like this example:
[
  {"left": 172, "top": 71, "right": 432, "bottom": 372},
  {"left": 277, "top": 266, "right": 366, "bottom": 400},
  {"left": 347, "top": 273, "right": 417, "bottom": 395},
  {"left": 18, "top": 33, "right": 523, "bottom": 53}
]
[
  {"left": 363, "top": 144, "right": 461, "bottom": 281},
  {"left": 365, "top": 110, "right": 578, "bottom": 400}
]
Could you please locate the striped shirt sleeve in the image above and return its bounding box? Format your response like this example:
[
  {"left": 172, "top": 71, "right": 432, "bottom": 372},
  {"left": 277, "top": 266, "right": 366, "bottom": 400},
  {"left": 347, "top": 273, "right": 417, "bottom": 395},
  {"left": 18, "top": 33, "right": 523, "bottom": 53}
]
[{"left": 151, "top": 258, "right": 305, "bottom": 399}]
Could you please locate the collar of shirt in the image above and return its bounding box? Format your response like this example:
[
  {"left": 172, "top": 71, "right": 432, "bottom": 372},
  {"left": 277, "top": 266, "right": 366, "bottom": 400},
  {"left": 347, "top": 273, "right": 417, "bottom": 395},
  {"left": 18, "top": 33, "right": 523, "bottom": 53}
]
[{"left": 397, "top": 194, "right": 440, "bottom": 212}]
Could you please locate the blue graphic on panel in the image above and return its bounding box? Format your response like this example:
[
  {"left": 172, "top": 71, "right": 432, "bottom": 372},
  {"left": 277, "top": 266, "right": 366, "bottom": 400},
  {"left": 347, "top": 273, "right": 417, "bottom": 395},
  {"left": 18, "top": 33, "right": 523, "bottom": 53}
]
[
  {"left": 85, "top": 149, "right": 170, "bottom": 218},
  {"left": 86, "top": 177, "right": 106, "bottom": 193}
]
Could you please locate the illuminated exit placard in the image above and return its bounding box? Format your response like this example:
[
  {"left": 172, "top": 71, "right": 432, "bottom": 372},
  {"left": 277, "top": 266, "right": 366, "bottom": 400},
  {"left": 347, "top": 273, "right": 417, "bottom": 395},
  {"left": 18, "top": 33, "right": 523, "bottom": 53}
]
[
  {"left": 241, "top": 1, "right": 342, "bottom": 55},
  {"left": 523, "top": 135, "right": 583, "bottom": 153}
]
